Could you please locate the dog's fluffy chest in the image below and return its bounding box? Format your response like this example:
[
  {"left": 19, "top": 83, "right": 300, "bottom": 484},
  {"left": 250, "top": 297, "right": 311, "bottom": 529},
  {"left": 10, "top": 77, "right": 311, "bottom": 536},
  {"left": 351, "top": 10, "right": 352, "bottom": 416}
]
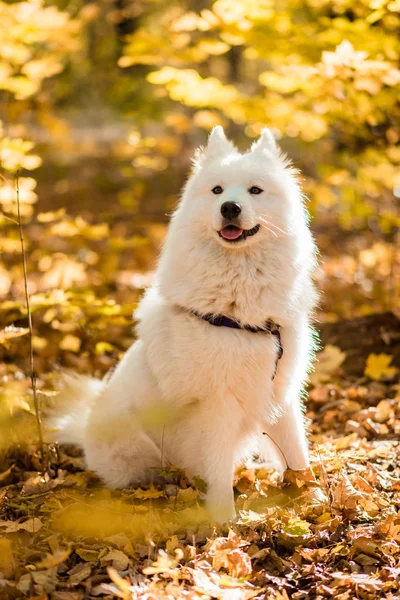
[
  {"left": 138, "top": 297, "right": 280, "bottom": 423},
  {"left": 157, "top": 232, "right": 307, "bottom": 328}
]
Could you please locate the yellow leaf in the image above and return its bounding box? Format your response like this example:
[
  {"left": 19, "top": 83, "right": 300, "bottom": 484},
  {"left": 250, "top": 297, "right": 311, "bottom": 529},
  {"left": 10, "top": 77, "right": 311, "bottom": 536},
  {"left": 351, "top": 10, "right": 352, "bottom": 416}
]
[
  {"left": 75, "top": 548, "right": 100, "bottom": 562},
  {"left": 59, "top": 334, "right": 81, "bottom": 353},
  {"left": 142, "top": 550, "right": 177, "bottom": 575},
  {"left": 282, "top": 518, "right": 311, "bottom": 537},
  {"left": 196, "top": 39, "right": 230, "bottom": 56},
  {"left": 0, "top": 326, "right": 29, "bottom": 344},
  {"left": 176, "top": 487, "right": 199, "bottom": 504},
  {"left": 95, "top": 342, "right": 114, "bottom": 354},
  {"left": 331, "top": 473, "right": 363, "bottom": 512},
  {"left": 0, "top": 517, "right": 43, "bottom": 533},
  {"left": 37, "top": 208, "right": 66, "bottom": 222},
  {"left": 193, "top": 109, "right": 224, "bottom": 130},
  {"left": 107, "top": 567, "right": 132, "bottom": 594},
  {"left": 316, "top": 512, "right": 332, "bottom": 524},
  {"left": 374, "top": 399, "right": 393, "bottom": 423},
  {"left": 310, "top": 345, "right": 346, "bottom": 386},
  {"left": 259, "top": 71, "right": 303, "bottom": 94},
  {"left": 133, "top": 487, "right": 165, "bottom": 500},
  {"left": 364, "top": 353, "right": 398, "bottom": 381},
  {"left": 32, "top": 336, "right": 48, "bottom": 350},
  {"left": 165, "top": 535, "right": 180, "bottom": 554},
  {"left": 101, "top": 550, "right": 130, "bottom": 571},
  {"left": 0, "top": 539, "right": 16, "bottom": 578},
  {"left": 36, "top": 548, "right": 71, "bottom": 569},
  {"left": 50, "top": 220, "right": 80, "bottom": 237}
]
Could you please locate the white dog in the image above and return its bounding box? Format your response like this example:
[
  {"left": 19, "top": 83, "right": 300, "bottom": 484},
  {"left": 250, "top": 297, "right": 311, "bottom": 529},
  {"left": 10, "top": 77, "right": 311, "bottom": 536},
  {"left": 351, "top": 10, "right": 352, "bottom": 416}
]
[{"left": 54, "top": 127, "right": 318, "bottom": 522}]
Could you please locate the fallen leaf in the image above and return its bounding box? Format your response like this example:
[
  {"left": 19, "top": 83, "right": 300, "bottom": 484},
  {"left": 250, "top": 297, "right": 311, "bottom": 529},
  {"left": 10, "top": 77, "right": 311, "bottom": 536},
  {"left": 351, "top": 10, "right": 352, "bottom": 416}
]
[
  {"left": 0, "top": 464, "right": 15, "bottom": 485},
  {"left": 101, "top": 550, "right": 131, "bottom": 571},
  {"left": 107, "top": 567, "right": 132, "bottom": 595},
  {"left": 225, "top": 548, "right": 252, "bottom": 578},
  {"left": 284, "top": 467, "right": 317, "bottom": 487},
  {"left": 332, "top": 433, "right": 358, "bottom": 450},
  {"left": 36, "top": 548, "right": 71, "bottom": 569},
  {"left": 374, "top": 399, "right": 393, "bottom": 422},
  {"left": 165, "top": 535, "right": 181, "bottom": 554},
  {"left": 143, "top": 551, "right": 177, "bottom": 575},
  {"left": 282, "top": 518, "right": 311, "bottom": 537},
  {"left": 0, "top": 517, "right": 43, "bottom": 533},
  {"left": 0, "top": 539, "right": 16, "bottom": 577},
  {"left": 364, "top": 353, "right": 398, "bottom": 381},
  {"left": 176, "top": 487, "right": 199, "bottom": 504},
  {"left": 332, "top": 473, "right": 364, "bottom": 514},
  {"left": 60, "top": 334, "right": 81, "bottom": 353},
  {"left": 133, "top": 487, "right": 165, "bottom": 500},
  {"left": 68, "top": 562, "right": 92, "bottom": 585},
  {"left": 310, "top": 345, "right": 346, "bottom": 386},
  {"left": 0, "top": 326, "right": 29, "bottom": 344},
  {"left": 75, "top": 548, "right": 100, "bottom": 562}
]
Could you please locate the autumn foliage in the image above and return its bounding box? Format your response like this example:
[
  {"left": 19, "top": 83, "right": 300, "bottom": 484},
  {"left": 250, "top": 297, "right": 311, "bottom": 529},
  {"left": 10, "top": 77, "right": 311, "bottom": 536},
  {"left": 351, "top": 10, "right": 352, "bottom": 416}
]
[{"left": 0, "top": 0, "right": 400, "bottom": 598}]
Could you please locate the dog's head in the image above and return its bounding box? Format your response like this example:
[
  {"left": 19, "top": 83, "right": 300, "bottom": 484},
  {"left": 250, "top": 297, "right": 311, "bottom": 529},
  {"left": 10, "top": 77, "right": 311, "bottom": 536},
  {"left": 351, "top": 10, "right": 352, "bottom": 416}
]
[{"left": 179, "top": 126, "right": 303, "bottom": 248}]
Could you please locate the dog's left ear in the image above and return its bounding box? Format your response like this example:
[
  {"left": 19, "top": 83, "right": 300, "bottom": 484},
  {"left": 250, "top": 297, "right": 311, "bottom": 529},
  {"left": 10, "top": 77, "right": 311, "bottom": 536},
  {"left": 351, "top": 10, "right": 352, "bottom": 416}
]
[
  {"left": 193, "top": 126, "right": 236, "bottom": 170},
  {"left": 207, "top": 126, "right": 236, "bottom": 157},
  {"left": 250, "top": 128, "right": 278, "bottom": 156}
]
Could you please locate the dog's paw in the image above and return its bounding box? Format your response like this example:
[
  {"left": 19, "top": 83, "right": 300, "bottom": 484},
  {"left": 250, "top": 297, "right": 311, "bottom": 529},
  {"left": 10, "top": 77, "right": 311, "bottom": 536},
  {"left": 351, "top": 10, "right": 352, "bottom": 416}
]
[{"left": 206, "top": 500, "right": 237, "bottom": 524}]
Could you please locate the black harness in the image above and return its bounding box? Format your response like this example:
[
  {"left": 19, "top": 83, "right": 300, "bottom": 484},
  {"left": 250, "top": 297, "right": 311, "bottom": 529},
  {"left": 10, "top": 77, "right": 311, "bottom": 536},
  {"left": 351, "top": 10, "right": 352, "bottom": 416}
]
[{"left": 190, "top": 310, "right": 283, "bottom": 379}]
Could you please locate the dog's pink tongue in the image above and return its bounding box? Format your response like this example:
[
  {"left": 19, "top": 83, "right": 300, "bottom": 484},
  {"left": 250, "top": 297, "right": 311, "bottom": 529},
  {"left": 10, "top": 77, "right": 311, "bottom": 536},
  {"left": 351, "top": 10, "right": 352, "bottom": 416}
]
[{"left": 220, "top": 226, "right": 243, "bottom": 240}]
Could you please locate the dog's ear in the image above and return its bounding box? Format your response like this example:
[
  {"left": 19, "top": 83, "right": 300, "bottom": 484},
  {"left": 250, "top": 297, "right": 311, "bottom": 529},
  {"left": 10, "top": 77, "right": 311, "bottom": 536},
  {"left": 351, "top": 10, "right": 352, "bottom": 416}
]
[
  {"left": 193, "top": 126, "right": 236, "bottom": 170},
  {"left": 250, "top": 128, "right": 278, "bottom": 156},
  {"left": 207, "top": 126, "right": 236, "bottom": 157}
]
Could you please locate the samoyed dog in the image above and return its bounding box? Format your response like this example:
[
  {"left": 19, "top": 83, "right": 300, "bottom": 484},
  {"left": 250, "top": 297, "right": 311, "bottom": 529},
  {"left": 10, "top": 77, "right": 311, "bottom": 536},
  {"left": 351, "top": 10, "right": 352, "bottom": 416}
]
[{"left": 54, "top": 127, "right": 318, "bottom": 522}]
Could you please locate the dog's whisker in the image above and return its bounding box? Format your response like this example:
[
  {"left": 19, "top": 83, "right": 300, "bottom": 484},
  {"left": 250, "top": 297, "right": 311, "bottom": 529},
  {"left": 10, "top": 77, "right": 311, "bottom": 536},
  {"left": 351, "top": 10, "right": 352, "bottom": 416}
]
[
  {"left": 259, "top": 222, "right": 278, "bottom": 237},
  {"left": 258, "top": 219, "right": 280, "bottom": 236},
  {"left": 257, "top": 213, "right": 282, "bottom": 225},
  {"left": 258, "top": 215, "right": 286, "bottom": 234},
  {"left": 257, "top": 216, "right": 286, "bottom": 235}
]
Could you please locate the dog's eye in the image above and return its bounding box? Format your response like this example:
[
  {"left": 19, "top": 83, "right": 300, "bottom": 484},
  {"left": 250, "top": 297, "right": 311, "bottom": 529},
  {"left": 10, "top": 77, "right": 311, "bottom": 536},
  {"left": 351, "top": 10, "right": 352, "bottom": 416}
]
[
  {"left": 212, "top": 186, "right": 223, "bottom": 194},
  {"left": 249, "top": 186, "right": 263, "bottom": 195}
]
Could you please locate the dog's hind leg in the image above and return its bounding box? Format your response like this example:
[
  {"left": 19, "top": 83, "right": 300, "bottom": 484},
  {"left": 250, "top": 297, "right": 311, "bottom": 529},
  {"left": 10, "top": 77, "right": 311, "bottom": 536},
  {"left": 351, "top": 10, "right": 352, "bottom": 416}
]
[
  {"left": 82, "top": 340, "right": 165, "bottom": 488},
  {"left": 84, "top": 428, "right": 163, "bottom": 488}
]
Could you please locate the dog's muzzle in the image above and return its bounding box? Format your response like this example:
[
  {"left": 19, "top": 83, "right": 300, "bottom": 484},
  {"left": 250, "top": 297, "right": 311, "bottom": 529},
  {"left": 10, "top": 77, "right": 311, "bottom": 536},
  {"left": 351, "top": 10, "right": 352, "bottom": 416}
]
[{"left": 218, "top": 222, "right": 260, "bottom": 242}]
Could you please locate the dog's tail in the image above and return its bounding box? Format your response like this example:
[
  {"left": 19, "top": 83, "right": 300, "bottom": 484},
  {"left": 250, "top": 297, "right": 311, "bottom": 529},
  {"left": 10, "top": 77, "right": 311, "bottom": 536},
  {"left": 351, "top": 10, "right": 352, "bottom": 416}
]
[{"left": 47, "top": 373, "right": 105, "bottom": 447}]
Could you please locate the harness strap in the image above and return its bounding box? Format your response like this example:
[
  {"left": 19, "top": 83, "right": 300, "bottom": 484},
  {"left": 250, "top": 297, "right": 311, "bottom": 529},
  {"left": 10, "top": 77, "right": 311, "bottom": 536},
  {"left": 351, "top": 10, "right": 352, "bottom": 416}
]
[
  {"left": 189, "top": 309, "right": 283, "bottom": 379},
  {"left": 270, "top": 328, "right": 283, "bottom": 379}
]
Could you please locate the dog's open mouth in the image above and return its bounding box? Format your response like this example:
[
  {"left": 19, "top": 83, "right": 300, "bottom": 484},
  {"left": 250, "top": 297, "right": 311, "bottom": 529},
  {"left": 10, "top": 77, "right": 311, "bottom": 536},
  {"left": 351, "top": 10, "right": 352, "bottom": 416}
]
[{"left": 218, "top": 224, "right": 260, "bottom": 242}]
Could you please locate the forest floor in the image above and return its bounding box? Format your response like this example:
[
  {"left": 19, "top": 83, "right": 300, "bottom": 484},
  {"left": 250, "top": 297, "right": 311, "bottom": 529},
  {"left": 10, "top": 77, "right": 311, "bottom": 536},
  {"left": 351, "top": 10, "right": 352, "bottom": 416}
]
[
  {"left": 1, "top": 357, "right": 400, "bottom": 599},
  {"left": 0, "top": 208, "right": 400, "bottom": 599}
]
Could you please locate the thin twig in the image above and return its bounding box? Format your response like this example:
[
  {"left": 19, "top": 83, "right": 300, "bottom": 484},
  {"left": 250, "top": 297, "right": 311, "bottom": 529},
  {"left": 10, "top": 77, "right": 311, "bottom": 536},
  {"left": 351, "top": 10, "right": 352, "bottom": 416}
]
[
  {"left": 1, "top": 213, "right": 19, "bottom": 225},
  {"left": 15, "top": 170, "right": 44, "bottom": 462}
]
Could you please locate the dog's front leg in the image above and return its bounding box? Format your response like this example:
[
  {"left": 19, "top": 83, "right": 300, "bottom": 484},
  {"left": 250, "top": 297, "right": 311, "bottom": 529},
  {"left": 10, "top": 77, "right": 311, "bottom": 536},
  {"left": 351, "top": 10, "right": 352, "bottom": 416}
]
[
  {"left": 263, "top": 401, "right": 309, "bottom": 471},
  {"left": 203, "top": 426, "right": 237, "bottom": 522},
  {"left": 182, "top": 402, "right": 238, "bottom": 523},
  {"left": 205, "top": 463, "right": 236, "bottom": 524},
  {"left": 264, "top": 316, "right": 312, "bottom": 471}
]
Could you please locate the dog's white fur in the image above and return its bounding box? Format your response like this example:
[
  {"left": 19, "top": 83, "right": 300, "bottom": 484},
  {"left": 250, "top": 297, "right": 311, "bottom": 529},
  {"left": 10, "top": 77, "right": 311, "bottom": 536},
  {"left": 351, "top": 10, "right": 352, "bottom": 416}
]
[{"left": 54, "top": 127, "right": 318, "bottom": 522}]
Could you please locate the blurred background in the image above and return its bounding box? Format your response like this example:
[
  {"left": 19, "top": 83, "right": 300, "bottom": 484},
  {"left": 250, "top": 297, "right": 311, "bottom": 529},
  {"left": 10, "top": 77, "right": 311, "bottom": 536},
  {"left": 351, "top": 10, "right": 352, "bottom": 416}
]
[{"left": 1, "top": 0, "right": 400, "bottom": 381}]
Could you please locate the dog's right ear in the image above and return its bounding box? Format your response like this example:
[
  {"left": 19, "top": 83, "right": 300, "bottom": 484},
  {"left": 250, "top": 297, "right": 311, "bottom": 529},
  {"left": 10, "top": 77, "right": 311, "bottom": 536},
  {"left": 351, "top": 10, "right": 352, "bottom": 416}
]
[
  {"left": 192, "top": 126, "right": 236, "bottom": 170},
  {"left": 250, "top": 128, "right": 278, "bottom": 156}
]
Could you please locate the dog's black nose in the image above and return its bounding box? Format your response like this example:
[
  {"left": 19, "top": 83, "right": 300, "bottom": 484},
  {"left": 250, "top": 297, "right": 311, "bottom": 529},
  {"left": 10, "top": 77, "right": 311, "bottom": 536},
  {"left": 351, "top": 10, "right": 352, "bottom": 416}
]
[{"left": 221, "top": 201, "right": 242, "bottom": 219}]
